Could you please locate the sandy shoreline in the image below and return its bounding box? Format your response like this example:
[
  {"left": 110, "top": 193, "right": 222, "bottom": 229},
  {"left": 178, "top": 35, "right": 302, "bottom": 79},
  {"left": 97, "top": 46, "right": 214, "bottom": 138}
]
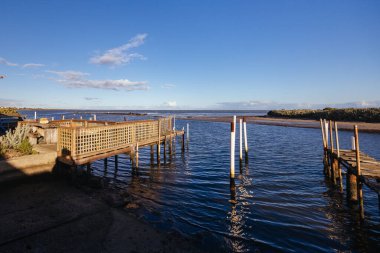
[
  {"left": 0, "top": 175, "right": 203, "bottom": 253},
  {"left": 182, "top": 116, "right": 380, "bottom": 133}
]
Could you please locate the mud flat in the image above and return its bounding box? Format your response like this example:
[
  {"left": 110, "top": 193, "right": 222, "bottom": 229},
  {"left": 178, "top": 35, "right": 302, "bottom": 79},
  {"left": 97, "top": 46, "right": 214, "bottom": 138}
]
[{"left": 185, "top": 116, "right": 380, "bottom": 133}]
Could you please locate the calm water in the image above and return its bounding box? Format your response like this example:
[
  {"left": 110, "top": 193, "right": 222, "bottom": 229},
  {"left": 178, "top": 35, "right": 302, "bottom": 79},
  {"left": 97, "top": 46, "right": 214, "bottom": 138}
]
[{"left": 22, "top": 110, "right": 380, "bottom": 252}]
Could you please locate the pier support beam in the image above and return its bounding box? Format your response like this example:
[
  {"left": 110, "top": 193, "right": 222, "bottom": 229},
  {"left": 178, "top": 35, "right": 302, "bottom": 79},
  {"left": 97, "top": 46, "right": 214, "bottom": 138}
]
[
  {"left": 347, "top": 170, "right": 358, "bottom": 202},
  {"left": 164, "top": 137, "right": 167, "bottom": 163},
  {"left": 104, "top": 158, "right": 108, "bottom": 176},
  {"left": 114, "top": 155, "right": 118, "bottom": 176},
  {"left": 86, "top": 163, "right": 91, "bottom": 175},
  {"left": 354, "top": 125, "right": 364, "bottom": 219},
  {"left": 135, "top": 143, "right": 139, "bottom": 169}
]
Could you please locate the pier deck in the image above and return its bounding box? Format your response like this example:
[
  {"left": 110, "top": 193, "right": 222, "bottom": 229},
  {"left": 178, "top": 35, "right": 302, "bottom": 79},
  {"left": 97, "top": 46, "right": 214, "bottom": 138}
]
[
  {"left": 320, "top": 119, "right": 380, "bottom": 219},
  {"left": 53, "top": 117, "right": 184, "bottom": 166}
]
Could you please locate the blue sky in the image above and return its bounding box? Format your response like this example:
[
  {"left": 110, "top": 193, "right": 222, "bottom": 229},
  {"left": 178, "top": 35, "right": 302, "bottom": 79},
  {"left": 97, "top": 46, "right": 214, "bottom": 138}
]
[{"left": 0, "top": 0, "right": 379, "bottom": 109}]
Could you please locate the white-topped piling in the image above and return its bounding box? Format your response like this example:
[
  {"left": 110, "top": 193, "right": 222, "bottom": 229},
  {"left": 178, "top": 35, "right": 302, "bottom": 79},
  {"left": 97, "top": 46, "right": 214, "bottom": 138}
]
[
  {"left": 230, "top": 121, "right": 236, "bottom": 178},
  {"left": 239, "top": 118, "right": 243, "bottom": 164}
]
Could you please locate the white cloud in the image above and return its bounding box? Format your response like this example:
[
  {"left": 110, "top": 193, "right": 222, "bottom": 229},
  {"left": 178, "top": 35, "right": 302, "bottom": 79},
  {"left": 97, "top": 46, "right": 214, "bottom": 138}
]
[
  {"left": 0, "top": 57, "right": 18, "bottom": 67},
  {"left": 84, "top": 97, "right": 100, "bottom": 101},
  {"left": 161, "top": 84, "right": 176, "bottom": 89},
  {"left": 47, "top": 70, "right": 148, "bottom": 91},
  {"left": 90, "top": 33, "right": 147, "bottom": 66},
  {"left": 165, "top": 101, "right": 177, "bottom": 107},
  {"left": 23, "top": 63, "right": 45, "bottom": 68}
]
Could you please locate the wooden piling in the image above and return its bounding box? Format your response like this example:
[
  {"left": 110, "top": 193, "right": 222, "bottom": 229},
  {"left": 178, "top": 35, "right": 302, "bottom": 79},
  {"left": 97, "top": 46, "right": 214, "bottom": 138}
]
[
  {"left": 164, "top": 136, "right": 167, "bottom": 162},
  {"left": 320, "top": 119, "right": 327, "bottom": 149},
  {"left": 34, "top": 111, "right": 37, "bottom": 120},
  {"left": 239, "top": 118, "right": 243, "bottom": 166},
  {"left": 114, "top": 155, "right": 118, "bottom": 171},
  {"left": 329, "top": 121, "right": 336, "bottom": 184},
  {"left": 186, "top": 123, "right": 189, "bottom": 141},
  {"left": 94, "top": 114, "right": 97, "bottom": 121},
  {"left": 135, "top": 143, "right": 139, "bottom": 168},
  {"left": 351, "top": 136, "right": 356, "bottom": 150},
  {"left": 86, "top": 163, "right": 91, "bottom": 175},
  {"left": 334, "top": 122, "right": 343, "bottom": 191},
  {"left": 157, "top": 120, "right": 161, "bottom": 164},
  {"left": 243, "top": 117, "right": 248, "bottom": 159},
  {"left": 182, "top": 133, "right": 185, "bottom": 152},
  {"left": 354, "top": 125, "right": 364, "bottom": 219},
  {"left": 104, "top": 158, "right": 108, "bottom": 176},
  {"left": 230, "top": 121, "right": 235, "bottom": 179},
  {"left": 320, "top": 119, "right": 328, "bottom": 175},
  {"left": 169, "top": 134, "right": 173, "bottom": 155}
]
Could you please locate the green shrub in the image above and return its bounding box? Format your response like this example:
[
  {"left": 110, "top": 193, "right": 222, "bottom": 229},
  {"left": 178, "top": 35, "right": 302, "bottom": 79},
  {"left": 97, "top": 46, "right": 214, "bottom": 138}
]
[{"left": 17, "top": 139, "right": 33, "bottom": 155}]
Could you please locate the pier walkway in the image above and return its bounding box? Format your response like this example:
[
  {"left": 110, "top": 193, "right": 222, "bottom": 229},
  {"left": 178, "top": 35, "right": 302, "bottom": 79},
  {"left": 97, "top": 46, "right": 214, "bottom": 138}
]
[
  {"left": 320, "top": 119, "right": 380, "bottom": 219},
  {"left": 54, "top": 117, "right": 184, "bottom": 166}
]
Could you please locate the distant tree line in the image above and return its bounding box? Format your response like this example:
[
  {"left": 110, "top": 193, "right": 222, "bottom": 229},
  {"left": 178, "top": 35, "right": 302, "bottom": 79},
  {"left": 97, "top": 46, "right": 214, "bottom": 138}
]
[{"left": 267, "top": 108, "right": 380, "bottom": 123}]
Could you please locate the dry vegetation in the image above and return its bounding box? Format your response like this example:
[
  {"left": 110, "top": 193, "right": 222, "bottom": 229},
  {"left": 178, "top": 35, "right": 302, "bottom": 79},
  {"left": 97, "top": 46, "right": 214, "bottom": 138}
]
[
  {"left": 0, "top": 125, "right": 34, "bottom": 160},
  {"left": 267, "top": 108, "right": 380, "bottom": 123}
]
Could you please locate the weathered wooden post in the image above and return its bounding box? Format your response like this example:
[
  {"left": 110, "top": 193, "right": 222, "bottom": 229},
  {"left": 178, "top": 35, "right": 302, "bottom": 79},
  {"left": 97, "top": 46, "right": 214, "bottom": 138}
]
[
  {"left": 239, "top": 118, "right": 243, "bottom": 166},
  {"left": 62, "top": 115, "right": 65, "bottom": 120},
  {"left": 329, "top": 120, "right": 337, "bottom": 184},
  {"left": 173, "top": 115, "right": 176, "bottom": 130},
  {"left": 243, "top": 117, "right": 248, "bottom": 161},
  {"left": 114, "top": 155, "right": 118, "bottom": 173},
  {"left": 150, "top": 145, "right": 154, "bottom": 164},
  {"left": 94, "top": 114, "right": 97, "bottom": 121},
  {"left": 86, "top": 163, "right": 91, "bottom": 175},
  {"left": 335, "top": 122, "right": 343, "bottom": 191},
  {"left": 164, "top": 136, "right": 167, "bottom": 163},
  {"left": 135, "top": 143, "right": 139, "bottom": 168},
  {"left": 320, "top": 119, "right": 328, "bottom": 174},
  {"left": 169, "top": 134, "right": 173, "bottom": 155},
  {"left": 157, "top": 119, "right": 161, "bottom": 164},
  {"left": 354, "top": 125, "right": 364, "bottom": 219},
  {"left": 104, "top": 158, "right": 108, "bottom": 176},
  {"left": 34, "top": 111, "right": 37, "bottom": 120},
  {"left": 182, "top": 132, "right": 185, "bottom": 153},
  {"left": 230, "top": 121, "right": 236, "bottom": 179}
]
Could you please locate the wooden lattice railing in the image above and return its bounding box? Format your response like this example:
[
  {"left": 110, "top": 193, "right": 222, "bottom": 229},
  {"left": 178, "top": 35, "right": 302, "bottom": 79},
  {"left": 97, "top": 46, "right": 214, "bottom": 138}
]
[{"left": 57, "top": 117, "right": 173, "bottom": 160}]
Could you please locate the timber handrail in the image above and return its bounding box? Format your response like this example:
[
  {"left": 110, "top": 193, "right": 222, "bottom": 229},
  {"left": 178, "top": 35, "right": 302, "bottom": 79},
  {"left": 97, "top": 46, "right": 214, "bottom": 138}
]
[{"left": 57, "top": 117, "right": 173, "bottom": 160}]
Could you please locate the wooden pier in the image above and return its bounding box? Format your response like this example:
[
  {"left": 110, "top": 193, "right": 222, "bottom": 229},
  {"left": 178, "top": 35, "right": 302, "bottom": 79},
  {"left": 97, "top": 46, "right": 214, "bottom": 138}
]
[
  {"left": 49, "top": 117, "right": 184, "bottom": 166},
  {"left": 320, "top": 119, "right": 380, "bottom": 219}
]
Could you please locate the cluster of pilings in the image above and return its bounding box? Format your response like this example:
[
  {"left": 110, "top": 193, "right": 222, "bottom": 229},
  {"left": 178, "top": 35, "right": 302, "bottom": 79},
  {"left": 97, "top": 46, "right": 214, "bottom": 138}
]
[
  {"left": 230, "top": 116, "right": 249, "bottom": 179},
  {"left": 320, "top": 119, "right": 365, "bottom": 219}
]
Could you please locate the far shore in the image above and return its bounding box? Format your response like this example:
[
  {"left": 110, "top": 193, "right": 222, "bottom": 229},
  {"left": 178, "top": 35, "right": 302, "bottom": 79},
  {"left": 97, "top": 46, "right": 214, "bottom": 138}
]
[{"left": 183, "top": 116, "right": 380, "bottom": 133}]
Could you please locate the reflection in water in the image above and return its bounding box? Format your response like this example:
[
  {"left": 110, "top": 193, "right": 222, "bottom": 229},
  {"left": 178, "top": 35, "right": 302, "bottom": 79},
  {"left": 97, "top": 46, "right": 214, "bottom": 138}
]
[{"left": 227, "top": 163, "right": 253, "bottom": 252}]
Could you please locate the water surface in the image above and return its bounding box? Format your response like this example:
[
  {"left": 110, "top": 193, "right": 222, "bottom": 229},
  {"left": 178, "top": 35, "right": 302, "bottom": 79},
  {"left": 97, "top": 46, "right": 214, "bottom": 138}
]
[{"left": 21, "top": 110, "right": 380, "bottom": 252}]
